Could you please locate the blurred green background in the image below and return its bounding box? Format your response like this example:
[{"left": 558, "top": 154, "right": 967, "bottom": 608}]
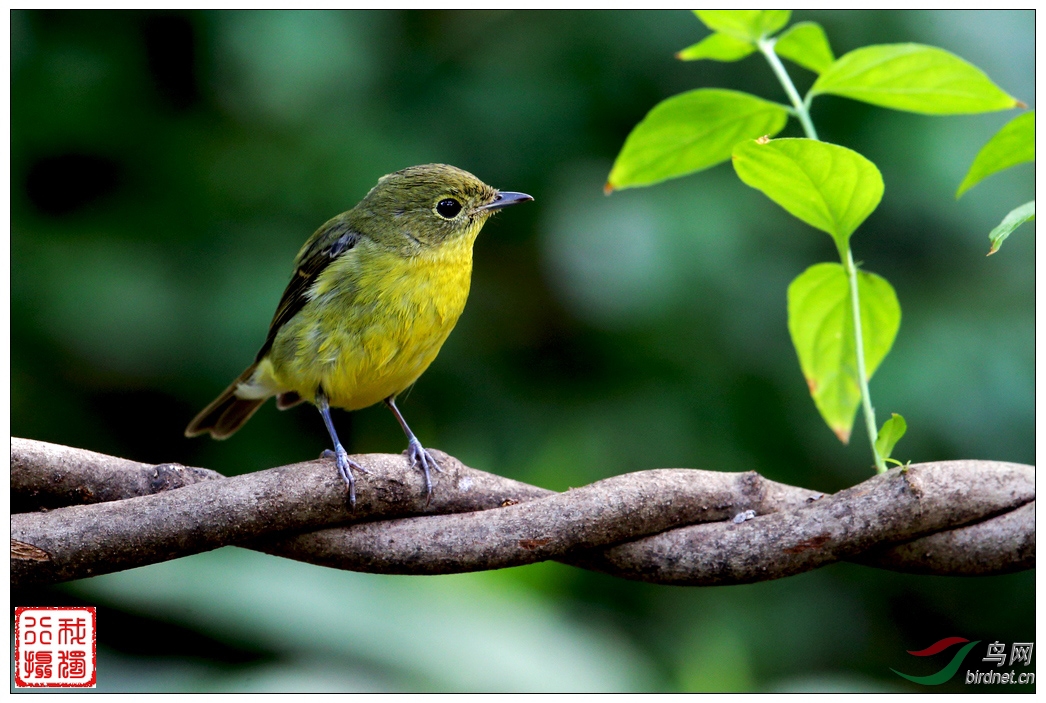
[{"left": 11, "top": 10, "right": 1033, "bottom": 692}]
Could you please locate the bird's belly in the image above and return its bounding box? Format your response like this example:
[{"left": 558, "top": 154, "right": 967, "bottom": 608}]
[
  {"left": 268, "top": 249, "right": 472, "bottom": 411},
  {"left": 319, "top": 311, "right": 457, "bottom": 410}
]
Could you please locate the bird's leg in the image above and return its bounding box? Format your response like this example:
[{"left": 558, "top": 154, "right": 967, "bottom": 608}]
[
  {"left": 316, "top": 388, "right": 368, "bottom": 507},
  {"left": 384, "top": 396, "right": 442, "bottom": 503}
]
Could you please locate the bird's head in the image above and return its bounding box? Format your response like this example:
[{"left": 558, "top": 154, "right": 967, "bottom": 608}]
[{"left": 355, "top": 163, "right": 532, "bottom": 249}]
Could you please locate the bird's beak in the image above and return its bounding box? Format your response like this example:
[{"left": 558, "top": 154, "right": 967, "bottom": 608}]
[{"left": 478, "top": 191, "right": 534, "bottom": 211}]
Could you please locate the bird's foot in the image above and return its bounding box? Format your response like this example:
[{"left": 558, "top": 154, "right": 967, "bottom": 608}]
[
  {"left": 322, "top": 445, "right": 368, "bottom": 507},
  {"left": 404, "top": 438, "right": 442, "bottom": 504},
  {"left": 321, "top": 447, "right": 371, "bottom": 474}
]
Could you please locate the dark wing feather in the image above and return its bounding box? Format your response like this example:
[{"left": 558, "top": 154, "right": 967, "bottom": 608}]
[{"left": 255, "top": 220, "right": 360, "bottom": 362}]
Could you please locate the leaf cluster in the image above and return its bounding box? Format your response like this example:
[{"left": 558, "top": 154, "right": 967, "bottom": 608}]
[
  {"left": 607, "top": 10, "right": 1025, "bottom": 469},
  {"left": 609, "top": 11, "right": 1020, "bottom": 193}
]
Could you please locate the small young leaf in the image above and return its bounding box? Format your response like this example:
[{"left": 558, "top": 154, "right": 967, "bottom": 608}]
[
  {"left": 694, "top": 10, "right": 791, "bottom": 43},
  {"left": 987, "top": 200, "right": 1034, "bottom": 255},
  {"left": 774, "top": 22, "right": 835, "bottom": 74},
  {"left": 788, "top": 263, "right": 901, "bottom": 443},
  {"left": 875, "top": 413, "right": 907, "bottom": 461},
  {"left": 810, "top": 44, "right": 1019, "bottom": 114},
  {"left": 607, "top": 89, "right": 789, "bottom": 191},
  {"left": 957, "top": 111, "right": 1035, "bottom": 198},
  {"left": 677, "top": 32, "right": 756, "bottom": 62},
  {"left": 731, "top": 138, "right": 884, "bottom": 253}
]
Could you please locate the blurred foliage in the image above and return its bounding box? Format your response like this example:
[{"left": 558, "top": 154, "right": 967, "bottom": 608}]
[{"left": 11, "top": 10, "right": 1033, "bottom": 692}]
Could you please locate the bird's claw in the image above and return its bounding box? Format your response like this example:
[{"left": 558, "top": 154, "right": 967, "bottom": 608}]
[
  {"left": 324, "top": 445, "right": 368, "bottom": 507},
  {"left": 405, "top": 438, "right": 441, "bottom": 504},
  {"left": 323, "top": 447, "right": 370, "bottom": 474}
]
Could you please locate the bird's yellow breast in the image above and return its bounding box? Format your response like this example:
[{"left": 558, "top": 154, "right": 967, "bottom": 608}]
[{"left": 259, "top": 234, "right": 475, "bottom": 410}]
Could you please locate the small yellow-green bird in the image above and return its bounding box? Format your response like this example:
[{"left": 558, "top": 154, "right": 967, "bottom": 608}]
[{"left": 185, "top": 164, "right": 532, "bottom": 504}]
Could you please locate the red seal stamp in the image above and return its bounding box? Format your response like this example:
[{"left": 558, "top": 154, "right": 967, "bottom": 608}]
[{"left": 14, "top": 607, "right": 97, "bottom": 688}]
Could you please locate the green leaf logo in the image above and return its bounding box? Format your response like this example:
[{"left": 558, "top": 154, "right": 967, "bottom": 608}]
[{"left": 892, "top": 638, "right": 981, "bottom": 685}]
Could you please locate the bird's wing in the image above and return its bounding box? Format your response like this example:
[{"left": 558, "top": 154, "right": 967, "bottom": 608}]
[{"left": 255, "top": 219, "right": 360, "bottom": 362}]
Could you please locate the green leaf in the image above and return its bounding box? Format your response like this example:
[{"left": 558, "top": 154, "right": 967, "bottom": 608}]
[
  {"left": 731, "top": 138, "right": 884, "bottom": 253},
  {"left": 773, "top": 22, "right": 834, "bottom": 74},
  {"left": 677, "top": 32, "right": 756, "bottom": 62},
  {"left": 875, "top": 413, "right": 907, "bottom": 460},
  {"left": 810, "top": 43, "right": 1020, "bottom": 114},
  {"left": 788, "top": 263, "right": 901, "bottom": 443},
  {"left": 957, "top": 111, "right": 1035, "bottom": 197},
  {"left": 693, "top": 10, "right": 791, "bottom": 43},
  {"left": 987, "top": 200, "right": 1034, "bottom": 255},
  {"left": 607, "top": 90, "right": 789, "bottom": 191}
]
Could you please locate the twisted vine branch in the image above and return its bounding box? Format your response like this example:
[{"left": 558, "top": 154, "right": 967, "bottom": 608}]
[{"left": 11, "top": 438, "right": 1034, "bottom": 587}]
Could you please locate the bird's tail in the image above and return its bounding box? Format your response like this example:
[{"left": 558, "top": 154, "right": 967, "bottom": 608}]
[{"left": 185, "top": 364, "right": 268, "bottom": 440}]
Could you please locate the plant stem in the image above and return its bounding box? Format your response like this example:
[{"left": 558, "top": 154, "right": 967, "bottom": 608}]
[
  {"left": 843, "top": 249, "right": 887, "bottom": 473},
  {"left": 760, "top": 36, "right": 886, "bottom": 473},
  {"left": 757, "top": 38, "right": 818, "bottom": 140}
]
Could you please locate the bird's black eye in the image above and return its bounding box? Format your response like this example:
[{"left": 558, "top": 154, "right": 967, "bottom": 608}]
[{"left": 436, "top": 198, "right": 462, "bottom": 219}]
